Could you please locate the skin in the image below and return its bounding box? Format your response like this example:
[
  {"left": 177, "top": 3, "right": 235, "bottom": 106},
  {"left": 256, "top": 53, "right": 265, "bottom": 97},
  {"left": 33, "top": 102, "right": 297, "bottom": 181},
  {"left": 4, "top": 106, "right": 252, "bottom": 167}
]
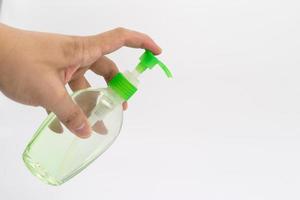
[{"left": 0, "top": 23, "right": 161, "bottom": 138}]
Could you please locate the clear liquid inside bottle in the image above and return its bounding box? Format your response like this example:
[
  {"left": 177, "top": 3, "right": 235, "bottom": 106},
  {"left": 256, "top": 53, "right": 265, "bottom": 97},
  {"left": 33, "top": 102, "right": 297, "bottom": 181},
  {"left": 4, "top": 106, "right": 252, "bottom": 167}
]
[{"left": 23, "top": 88, "right": 123, "bottom": 185}]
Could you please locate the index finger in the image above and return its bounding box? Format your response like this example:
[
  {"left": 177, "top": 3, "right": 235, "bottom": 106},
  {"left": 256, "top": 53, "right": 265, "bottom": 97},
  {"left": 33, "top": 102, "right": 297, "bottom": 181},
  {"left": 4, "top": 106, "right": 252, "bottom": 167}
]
[{"left": 88, "top": 27, "right": 162, "bottom": 56}]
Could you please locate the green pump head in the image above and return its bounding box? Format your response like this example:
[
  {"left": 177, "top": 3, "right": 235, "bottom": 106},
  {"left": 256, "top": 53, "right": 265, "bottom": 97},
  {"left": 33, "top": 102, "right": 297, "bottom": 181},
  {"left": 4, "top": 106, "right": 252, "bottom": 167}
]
[
  {"left": 108, "top": 50, "right": 171, "bottom": 101},
  {"left": 136, "top": 50, "right": 172, "bottom": 78}
]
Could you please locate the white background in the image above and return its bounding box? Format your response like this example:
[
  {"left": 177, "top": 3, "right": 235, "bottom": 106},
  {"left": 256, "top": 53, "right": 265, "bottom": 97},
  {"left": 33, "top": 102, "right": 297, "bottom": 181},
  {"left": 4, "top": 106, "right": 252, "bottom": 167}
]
[{"left": 1, "top": 0, "right": 300, "bottom": 199}]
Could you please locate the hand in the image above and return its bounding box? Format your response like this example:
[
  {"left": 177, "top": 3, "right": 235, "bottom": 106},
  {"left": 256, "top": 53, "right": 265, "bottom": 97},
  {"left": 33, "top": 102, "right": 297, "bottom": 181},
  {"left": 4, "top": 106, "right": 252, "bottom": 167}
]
[{"left": 0, "top": 24, "right": 161, "bottom": 138}]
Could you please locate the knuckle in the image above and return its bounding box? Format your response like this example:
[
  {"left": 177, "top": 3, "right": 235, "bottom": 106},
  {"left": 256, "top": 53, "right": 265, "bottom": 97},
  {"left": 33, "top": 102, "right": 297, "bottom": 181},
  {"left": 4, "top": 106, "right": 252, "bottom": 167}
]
[
  {"left": 48, "top": 90, "right": 68, "bottom": 110},
  {"left": 62, "top": 36, "right": 83, "bottom": 65},
  {"left": 54, "top": 88, "right": 69, "bottom": 103},
  {"left": 71, "top": 36, "right": 86, "bottom": 65},
  {"left": 61, "top": 107, "right": 81, "bottom": 126},
  {"left": 72, "top": 35, "right": 101, "bottom": 65},
  {"left": 114, "top": 27, "right": 128, "bottom": 39},
  {"left": 38, "top": 84, "right": 64, "bottom": 109},
  {"left": 114, "top": 27, "right": 126, "bottom": 34}
]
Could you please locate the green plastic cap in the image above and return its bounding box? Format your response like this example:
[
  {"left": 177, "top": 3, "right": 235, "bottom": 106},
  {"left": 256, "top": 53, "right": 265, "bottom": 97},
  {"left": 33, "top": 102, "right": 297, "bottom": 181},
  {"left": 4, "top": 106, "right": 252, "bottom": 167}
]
[
  {"left": 108, "top": 50, "right": 171, "bottom": 101},
  {"left": 108, "top": 73, "right": 137, "bottom": 101},
  {"left": 136, "top": 50, "right": 172, "bottom": 78}
]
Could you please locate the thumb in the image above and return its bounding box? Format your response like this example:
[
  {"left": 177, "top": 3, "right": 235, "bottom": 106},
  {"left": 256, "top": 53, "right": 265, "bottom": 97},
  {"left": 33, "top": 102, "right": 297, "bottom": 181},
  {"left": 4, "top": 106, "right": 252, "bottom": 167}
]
[{"left": 49, "top": 89, "right": 92, "bottom": 138}]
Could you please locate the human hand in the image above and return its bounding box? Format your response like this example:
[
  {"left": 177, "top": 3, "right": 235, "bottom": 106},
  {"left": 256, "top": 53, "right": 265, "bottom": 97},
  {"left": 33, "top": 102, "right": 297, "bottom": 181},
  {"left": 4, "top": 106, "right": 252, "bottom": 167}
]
[{"left": 0, "top": 24, "right": 161, "bottom": 138}]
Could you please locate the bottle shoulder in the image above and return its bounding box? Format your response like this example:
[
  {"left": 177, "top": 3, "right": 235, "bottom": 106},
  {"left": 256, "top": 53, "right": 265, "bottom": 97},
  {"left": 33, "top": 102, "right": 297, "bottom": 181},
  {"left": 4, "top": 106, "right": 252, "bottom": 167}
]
[
  {"left": 72, "top": 87, "right": 121, "bottom": 101},
  {"left": 71, "top": 87, "right": 123, "bottom": 118}
]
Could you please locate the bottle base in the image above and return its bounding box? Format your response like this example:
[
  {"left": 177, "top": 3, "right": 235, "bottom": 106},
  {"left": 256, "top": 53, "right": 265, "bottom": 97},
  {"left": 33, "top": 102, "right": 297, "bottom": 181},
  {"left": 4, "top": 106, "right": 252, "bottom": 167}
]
[{"left": 23, "top": 151, "right": 62, "bottom": 186}]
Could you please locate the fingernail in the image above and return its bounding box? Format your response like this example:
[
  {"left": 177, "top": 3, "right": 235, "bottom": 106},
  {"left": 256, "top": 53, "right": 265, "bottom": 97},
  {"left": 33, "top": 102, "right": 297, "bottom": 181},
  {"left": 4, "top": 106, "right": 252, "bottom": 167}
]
[
  {"left": 75, "top": 123, "right": 91, "bottom": 138},
  {"left": 75, "top": 123, "right": 85, "bottom": 131},
  {"left": 156, "top": 47, "right": 162, "bottom": 55}
]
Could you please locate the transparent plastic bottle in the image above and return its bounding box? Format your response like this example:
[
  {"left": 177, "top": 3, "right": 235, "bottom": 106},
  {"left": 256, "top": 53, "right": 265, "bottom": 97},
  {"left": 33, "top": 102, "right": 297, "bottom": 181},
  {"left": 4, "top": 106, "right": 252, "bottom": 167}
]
[{"left": 23, "top": 50, "right": 172, "bottom": 185}]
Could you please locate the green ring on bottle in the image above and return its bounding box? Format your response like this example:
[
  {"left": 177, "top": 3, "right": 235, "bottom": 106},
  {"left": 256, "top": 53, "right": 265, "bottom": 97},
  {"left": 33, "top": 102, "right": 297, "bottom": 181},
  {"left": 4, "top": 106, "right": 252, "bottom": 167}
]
[{"left": 108, "top": 72, "right": 137, "bottom": 101}]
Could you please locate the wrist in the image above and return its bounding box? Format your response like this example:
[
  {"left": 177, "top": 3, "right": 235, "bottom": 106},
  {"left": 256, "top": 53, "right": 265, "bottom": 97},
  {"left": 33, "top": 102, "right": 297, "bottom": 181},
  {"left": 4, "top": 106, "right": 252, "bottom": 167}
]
[
  {"left": 0, "top": 24, "right": 23, "bottom": 64},
  {"left": 0, "top": 24, "right": 23, "bottom": 88}
]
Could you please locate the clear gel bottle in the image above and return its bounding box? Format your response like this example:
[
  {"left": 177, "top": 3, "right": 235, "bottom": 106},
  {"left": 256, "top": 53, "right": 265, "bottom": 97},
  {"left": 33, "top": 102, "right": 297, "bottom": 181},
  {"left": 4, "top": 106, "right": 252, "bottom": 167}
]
[{"left": 22, "top": 50, "right": 172, "bottom": 185}]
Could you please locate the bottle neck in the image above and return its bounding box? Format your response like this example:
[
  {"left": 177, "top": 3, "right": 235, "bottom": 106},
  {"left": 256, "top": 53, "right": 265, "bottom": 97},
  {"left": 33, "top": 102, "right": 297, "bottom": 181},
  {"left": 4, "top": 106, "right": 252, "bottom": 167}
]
[{"left": 106, "top": 87, "right": 125, "bottom": 105}]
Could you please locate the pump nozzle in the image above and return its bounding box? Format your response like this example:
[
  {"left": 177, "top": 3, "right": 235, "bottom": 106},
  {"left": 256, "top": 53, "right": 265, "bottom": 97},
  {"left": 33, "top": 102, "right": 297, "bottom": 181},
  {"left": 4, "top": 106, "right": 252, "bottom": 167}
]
[
  {"left": 135, "top": 50, "right": 172, "bottom": 78},
  {"left": 108, "top": 50, "right": 171, "bottom": 101}
]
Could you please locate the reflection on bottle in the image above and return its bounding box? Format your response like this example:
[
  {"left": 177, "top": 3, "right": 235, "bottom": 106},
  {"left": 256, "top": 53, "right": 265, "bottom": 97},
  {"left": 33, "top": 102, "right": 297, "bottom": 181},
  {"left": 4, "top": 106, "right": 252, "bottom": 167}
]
[{"left": 49, "top": 90, "right": 108, "bottom": 135}]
